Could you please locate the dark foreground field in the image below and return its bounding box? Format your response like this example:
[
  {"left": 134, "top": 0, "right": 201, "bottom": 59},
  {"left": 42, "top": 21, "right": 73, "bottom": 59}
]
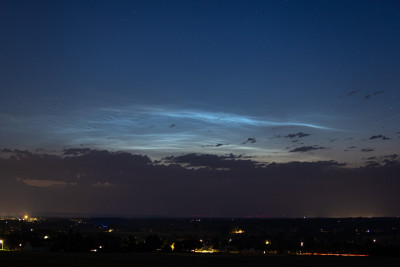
[{"left": 1, "top": 252, "right": 400, "bottom": 267}]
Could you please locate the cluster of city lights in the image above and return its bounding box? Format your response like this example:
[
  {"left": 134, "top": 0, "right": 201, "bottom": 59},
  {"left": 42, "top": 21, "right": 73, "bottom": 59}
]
[{"left": 232, "top": 229, "right": 245, "bottom": 234}]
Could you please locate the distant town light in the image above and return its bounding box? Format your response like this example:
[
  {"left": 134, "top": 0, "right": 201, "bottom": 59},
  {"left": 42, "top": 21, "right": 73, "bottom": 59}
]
[
  {"left": 194, "top": 248, "right": 218, "bottom": 254},
  {"left": 0, "top": 239, "right": 3, "bottom": 250},
  {"left": 301, "top": 252, "right": 369, "bottom": 257}
]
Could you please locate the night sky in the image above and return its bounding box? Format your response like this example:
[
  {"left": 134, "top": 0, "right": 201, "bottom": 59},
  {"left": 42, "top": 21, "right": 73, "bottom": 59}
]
[{"left": 1, "top": 0, "right": 400, "bottom": 218}]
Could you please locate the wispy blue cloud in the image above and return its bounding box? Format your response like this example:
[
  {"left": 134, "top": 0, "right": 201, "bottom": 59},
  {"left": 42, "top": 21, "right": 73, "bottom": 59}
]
[
  {"left": 147, "top": 108, "right": 335, "bottom": 130},
  {"left": 0, "top": 106, "right": 338, "bottom": 162}
]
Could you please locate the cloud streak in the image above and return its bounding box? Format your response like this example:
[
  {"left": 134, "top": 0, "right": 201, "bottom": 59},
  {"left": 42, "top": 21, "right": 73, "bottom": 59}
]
[
  {"left": 153, "top": 109, "right": 335, "bottom": 130},
  {"left": 289, "top": 146, "right": 327, "bottom": 153},
  {"left": 16, "top": 178, "right": 77, "bottom": 188},
  {"left": 284, "top": 132, "right": 310, "bottom": 139},
  {"left": 369, "top": 135, "right": 391, "bottom": 140}
]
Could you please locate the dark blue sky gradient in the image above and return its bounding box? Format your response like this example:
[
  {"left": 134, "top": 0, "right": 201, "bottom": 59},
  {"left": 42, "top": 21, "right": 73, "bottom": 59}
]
[{"left": 1, "top": 0, "right": 399, "bottom": 217}]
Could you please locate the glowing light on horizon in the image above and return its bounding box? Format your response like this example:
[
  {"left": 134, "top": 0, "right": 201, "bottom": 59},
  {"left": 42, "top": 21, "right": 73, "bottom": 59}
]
[
  {"left": 301, "top": 252, "right": 369, "bottom": 257},
  {"left": 232, "top": 229, "right": 245, "bottom": 234},
  {"left": 193, "top": 248, "right": 219, "bottom": 253}
]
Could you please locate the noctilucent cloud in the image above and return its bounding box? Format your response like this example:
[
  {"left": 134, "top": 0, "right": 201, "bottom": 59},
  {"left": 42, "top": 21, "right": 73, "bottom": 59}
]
[{"left": 0, "top": 0, "right": 399, "bottom": 217}]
